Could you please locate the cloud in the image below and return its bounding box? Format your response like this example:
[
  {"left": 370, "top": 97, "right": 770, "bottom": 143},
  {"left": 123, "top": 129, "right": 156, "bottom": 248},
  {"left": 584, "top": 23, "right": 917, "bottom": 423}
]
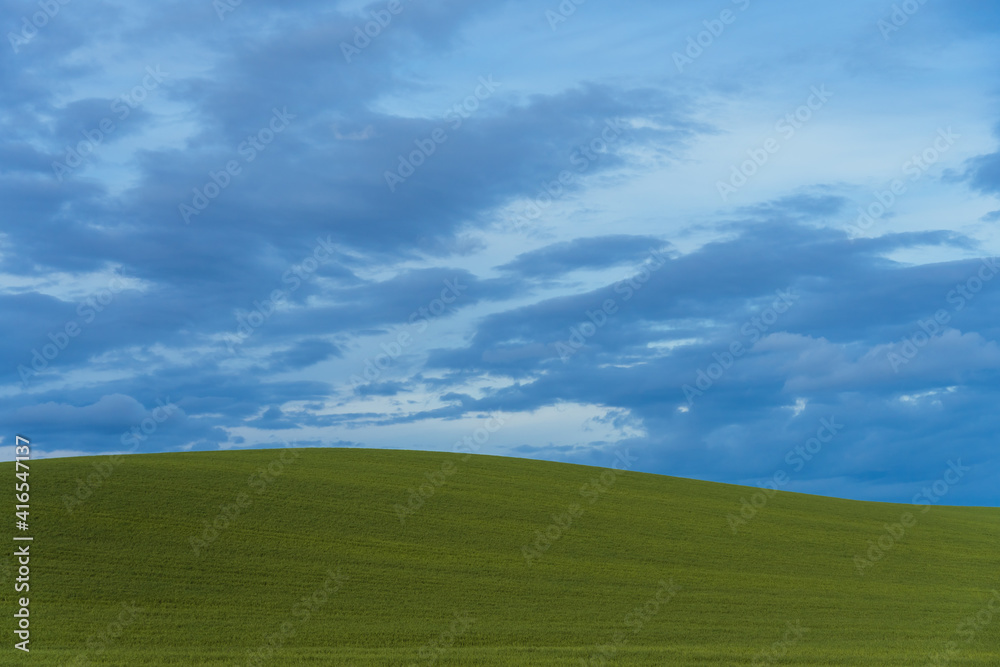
[
  {"left": 413, "top": 219, "right": 1000, "bottom": 499},
  {"left": 3, "top": 0, "right": 1000, "bottom": 505},
  {"left": 961, "top": 151, "right": 1000, "bottom": 197},
  {"left": 497, "top": 235, "right": 673, "bottom": 278},
  {"left": 263, "top": 339, "right": 342, "bottom": 372}
]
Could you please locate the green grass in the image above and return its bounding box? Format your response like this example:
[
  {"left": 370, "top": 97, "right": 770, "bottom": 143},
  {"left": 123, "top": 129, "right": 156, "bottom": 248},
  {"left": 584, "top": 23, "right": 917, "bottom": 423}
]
[{"left": 4, "top": 447, "right": 999, "bottom": 665}]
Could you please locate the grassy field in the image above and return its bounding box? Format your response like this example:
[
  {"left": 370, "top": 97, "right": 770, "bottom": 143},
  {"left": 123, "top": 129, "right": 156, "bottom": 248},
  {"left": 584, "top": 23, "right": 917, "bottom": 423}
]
[{"left": 4, "top": 447, "right": 999, "bottom": 665}]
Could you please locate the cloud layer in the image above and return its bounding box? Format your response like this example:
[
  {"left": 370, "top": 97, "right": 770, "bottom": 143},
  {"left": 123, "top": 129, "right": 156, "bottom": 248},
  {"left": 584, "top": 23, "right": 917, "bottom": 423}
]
[{"left": 3, "top": 0, "right": 1000, "bottom": 505}]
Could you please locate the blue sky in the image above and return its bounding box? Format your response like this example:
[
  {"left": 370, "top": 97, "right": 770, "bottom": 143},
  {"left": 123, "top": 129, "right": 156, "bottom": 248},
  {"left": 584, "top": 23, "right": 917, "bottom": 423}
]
[{"left": 3, "top": 0, "right": 1000, "bottom": 505}]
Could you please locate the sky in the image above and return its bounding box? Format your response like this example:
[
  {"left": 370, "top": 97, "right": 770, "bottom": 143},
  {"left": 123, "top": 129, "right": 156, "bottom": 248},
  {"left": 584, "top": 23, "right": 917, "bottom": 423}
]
[{"left": 2, "top": 0, "right": 1000, "bottom": 505}]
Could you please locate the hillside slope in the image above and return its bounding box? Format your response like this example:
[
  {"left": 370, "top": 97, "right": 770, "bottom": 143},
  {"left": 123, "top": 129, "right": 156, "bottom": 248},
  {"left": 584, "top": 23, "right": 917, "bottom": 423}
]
[{"left": 6, "top": 448, "right": 999, "bottom": 665}]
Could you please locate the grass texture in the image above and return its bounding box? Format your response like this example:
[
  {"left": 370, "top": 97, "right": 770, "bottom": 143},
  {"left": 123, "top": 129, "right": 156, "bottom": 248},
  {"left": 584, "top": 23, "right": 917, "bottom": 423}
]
[{"left": 4, "top": 447, "right": 998, "bottom": 665}]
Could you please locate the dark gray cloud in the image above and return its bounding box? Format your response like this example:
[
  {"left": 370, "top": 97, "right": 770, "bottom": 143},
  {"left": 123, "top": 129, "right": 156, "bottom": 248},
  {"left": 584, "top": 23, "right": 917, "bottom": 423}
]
[
  {"left": 415, "top": 218, "right": 1000, "bottom": 501},
  {"left": 497, "top": 235, "right": 673, "bottom": 278},
  {"left": 262, "top": 339, "right": 342, "bottom": 372}
]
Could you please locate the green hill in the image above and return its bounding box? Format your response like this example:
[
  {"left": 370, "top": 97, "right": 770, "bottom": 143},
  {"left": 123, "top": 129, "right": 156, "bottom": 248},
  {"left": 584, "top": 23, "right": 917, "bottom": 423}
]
[{"left": 6, "top": 447, "right": 999, "bottom": 665}]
